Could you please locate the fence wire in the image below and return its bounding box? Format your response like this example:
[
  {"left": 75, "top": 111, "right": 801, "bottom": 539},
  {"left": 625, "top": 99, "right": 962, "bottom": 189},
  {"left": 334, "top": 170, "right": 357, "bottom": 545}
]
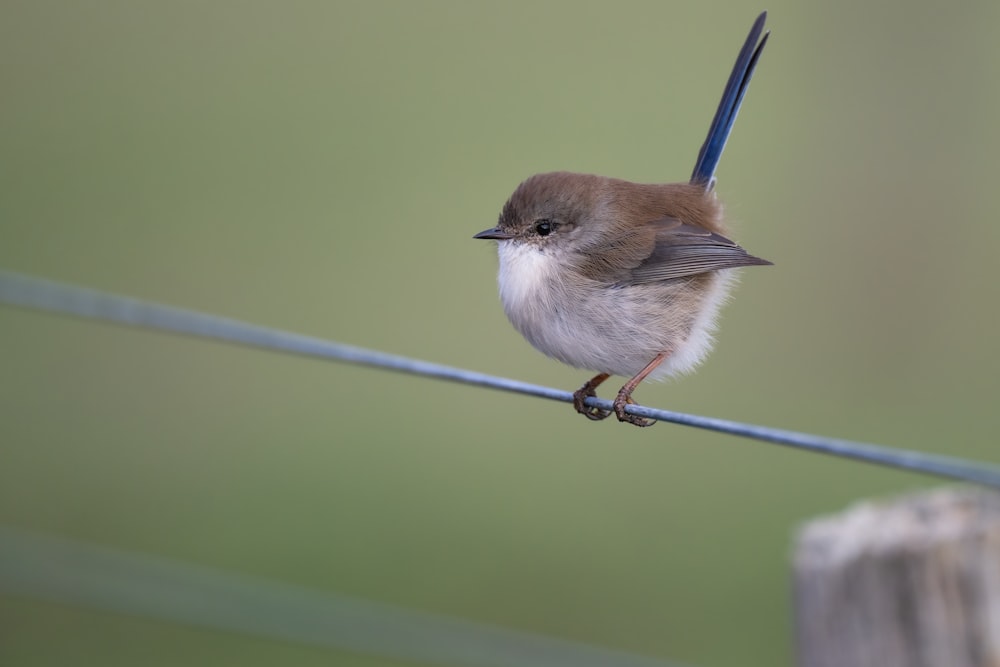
[
  {"left": 0, "top": 526, "right": 688, "bottom": 667},
  {"left": 3, "top": 269, "right": 1000, "bottom": 487}
]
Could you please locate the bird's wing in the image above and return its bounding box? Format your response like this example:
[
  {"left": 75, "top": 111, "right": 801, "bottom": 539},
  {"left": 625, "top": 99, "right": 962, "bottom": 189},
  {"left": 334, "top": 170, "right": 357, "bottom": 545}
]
[{"left": 624, "top": 217, "right": 771, "bottom": 284}]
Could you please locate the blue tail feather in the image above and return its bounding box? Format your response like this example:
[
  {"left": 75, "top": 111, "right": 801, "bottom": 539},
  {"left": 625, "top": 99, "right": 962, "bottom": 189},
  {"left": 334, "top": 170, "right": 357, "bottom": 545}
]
[{"left": 690, "top": 11, "right": 769, "bottom": 188}]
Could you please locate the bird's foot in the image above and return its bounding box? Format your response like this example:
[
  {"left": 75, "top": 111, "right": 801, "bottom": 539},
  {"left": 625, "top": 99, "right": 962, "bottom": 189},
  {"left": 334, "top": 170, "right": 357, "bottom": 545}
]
[
  {"left": 573, "top": 376, "right": 611, "bottom": 420},
  {"left": 613, "top": 390, "right": 655, "bottom": 427}
]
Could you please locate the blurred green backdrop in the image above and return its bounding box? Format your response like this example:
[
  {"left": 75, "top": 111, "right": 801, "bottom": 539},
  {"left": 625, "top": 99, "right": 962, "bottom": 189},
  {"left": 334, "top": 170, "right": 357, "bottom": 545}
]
[{"left": 3, "top": 1, "right": 1000, "bottom": 666}]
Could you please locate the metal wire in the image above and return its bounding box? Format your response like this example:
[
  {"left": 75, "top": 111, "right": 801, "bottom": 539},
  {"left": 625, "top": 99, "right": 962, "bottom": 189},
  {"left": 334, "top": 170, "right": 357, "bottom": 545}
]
[
  {"left": 4, "top": 269, "right": 1000, "bottom": 488},
  {"left": 0, "top": 526, "right": 688, "bottom": 667}
]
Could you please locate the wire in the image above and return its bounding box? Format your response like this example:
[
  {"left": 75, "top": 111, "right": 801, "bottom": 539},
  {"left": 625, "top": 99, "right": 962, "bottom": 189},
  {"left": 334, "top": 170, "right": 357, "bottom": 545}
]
[
  {"left": 0, "top": 526, "right": 688, "bottom": 667},
  {"left": 3, "top": 269, "right": 1000, "bottom": 488}
]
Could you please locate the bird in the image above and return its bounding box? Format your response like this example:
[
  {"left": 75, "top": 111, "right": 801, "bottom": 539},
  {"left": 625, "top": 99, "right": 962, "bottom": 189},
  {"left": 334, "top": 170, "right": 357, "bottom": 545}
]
[{"left": 474, "top": 12, "right": 771, "bottom": 427}]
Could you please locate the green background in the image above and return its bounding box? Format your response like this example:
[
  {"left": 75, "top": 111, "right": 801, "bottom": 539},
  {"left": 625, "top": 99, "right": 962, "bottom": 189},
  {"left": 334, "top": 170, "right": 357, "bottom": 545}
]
[{"left": 3, "top": 1, "right": 1000, "bottom": 665}]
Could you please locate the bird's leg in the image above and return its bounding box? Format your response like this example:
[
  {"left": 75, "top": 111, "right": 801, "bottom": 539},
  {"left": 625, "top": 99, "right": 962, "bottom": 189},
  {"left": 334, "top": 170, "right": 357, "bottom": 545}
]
[
  {"left": 613, "top": 352, "right": 669, "bottom": 427},
  {"left": 573, "top": 372, "right": 611, "bottom": 420}
]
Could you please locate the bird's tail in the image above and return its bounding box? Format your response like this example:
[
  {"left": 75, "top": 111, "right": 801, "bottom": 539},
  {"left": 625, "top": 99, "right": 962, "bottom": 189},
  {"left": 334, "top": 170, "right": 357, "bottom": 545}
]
[{"left": 690, "top": 11, "right": 770, "bottom": 190}]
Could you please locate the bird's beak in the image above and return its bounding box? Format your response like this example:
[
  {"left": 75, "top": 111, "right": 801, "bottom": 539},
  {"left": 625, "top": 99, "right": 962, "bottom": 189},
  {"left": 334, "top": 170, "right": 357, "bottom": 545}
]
[{"left": 473, "top": 227, "right": 514, "bottom": 240}]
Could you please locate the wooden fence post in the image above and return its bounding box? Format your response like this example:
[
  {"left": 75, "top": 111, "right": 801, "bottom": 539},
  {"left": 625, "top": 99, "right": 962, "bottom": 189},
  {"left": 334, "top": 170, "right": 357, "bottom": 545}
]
[{"left": 793, "top": 488, "right": 1000, "bottom": 667}]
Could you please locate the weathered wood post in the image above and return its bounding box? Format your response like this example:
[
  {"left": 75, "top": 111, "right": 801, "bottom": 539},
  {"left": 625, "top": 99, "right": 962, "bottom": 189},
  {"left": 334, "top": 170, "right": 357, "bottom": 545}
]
[{"left": 794, "top": 488, "right": 1000, "bottom": 667}]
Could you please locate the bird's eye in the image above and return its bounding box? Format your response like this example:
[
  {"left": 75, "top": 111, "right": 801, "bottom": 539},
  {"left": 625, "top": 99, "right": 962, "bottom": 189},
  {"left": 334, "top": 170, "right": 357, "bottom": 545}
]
[{"left": 534, "top": 219, "right": 556, "bottom": 236}]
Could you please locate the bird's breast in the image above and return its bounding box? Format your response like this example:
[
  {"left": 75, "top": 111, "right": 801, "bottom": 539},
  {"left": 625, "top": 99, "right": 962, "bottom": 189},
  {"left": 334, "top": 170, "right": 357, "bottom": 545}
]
[{"left": 494, "top": 241, "right": 734, "bottom": 378}]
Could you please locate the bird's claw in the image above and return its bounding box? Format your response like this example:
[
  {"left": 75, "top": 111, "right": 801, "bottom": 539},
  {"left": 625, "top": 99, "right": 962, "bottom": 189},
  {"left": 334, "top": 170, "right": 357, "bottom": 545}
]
[
  {"left": 573, "top": 384, "right": 611, "bottom": 420},
  {"left": 613, "top": 391, "right": 655, "bottom": 427}
]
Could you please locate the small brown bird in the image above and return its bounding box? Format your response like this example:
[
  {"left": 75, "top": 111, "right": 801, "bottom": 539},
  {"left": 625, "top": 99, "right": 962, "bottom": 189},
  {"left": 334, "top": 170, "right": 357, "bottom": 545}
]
[{"left": 475, "top": 13, "right": 771, "bottom": 426}]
